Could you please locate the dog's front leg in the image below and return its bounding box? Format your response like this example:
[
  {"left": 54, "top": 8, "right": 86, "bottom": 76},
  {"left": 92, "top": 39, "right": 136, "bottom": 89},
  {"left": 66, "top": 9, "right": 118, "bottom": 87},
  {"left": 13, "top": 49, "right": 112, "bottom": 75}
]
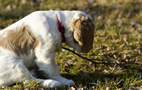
[{"left": 35, "top": 45, "right": 74, "bottom": 87}]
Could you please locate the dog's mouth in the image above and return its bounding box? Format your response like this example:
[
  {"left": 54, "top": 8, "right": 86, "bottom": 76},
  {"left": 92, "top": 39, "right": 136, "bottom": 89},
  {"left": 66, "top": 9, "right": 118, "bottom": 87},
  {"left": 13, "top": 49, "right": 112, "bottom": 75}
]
[{"left": 73, "top": 38, "right": 93, "bottom": 53}]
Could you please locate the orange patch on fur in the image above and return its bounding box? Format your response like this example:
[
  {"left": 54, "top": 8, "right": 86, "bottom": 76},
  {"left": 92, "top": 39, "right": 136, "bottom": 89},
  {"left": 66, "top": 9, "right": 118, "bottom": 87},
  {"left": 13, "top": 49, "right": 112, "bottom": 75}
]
[
  {"left": 0, "top": 25, "right": 39, "bottom": 55},
  {"left": 72, "top": 14, "right": 95, "bottom": 53}
]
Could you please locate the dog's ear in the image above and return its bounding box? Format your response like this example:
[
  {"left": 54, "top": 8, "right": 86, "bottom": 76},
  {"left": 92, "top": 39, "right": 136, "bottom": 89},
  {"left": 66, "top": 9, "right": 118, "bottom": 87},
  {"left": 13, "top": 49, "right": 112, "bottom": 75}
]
[{"left": 72, "top": 14, "right": 95, "bottom": 53}]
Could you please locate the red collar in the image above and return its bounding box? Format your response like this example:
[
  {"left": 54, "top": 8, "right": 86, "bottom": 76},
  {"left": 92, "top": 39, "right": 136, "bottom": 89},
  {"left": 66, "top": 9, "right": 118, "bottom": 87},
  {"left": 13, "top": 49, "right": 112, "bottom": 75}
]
[{"left": 56, "top": 15, "right": 66, "bottom": 42}]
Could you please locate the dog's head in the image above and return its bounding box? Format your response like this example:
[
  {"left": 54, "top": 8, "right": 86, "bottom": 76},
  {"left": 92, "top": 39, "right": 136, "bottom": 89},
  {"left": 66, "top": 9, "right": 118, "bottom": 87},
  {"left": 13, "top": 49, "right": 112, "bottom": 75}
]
[{"left": 71, "top": 12, "right": 95, "bottom": 53}]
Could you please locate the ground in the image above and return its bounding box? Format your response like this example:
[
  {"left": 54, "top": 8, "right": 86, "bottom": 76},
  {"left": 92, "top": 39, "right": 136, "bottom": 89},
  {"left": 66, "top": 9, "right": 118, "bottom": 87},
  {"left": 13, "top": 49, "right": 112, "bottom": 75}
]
[{"left": 0, "top": 0, "right": 142, "bottom": 89}]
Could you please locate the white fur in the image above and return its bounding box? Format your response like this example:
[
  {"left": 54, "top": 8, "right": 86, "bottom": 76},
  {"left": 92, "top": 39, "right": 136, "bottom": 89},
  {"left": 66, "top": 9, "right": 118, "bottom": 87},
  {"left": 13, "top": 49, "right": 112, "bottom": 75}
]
[{"left": 0, "top": 10, "right": 91, "bottom": 88}]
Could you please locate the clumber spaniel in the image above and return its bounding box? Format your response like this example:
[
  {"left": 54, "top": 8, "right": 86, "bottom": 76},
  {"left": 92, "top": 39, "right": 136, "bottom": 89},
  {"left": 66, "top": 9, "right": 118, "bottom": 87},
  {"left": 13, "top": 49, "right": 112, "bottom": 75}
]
[{"left": 0, "top": 10, "right": 94, "bottom": 88}]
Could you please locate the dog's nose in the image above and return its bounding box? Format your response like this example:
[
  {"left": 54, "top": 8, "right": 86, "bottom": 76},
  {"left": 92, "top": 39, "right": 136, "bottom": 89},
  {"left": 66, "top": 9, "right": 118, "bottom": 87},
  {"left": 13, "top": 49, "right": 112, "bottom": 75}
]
[
  {"left": 81, "top": 46, "right": 92, "bottom": 53},
  {"left": 81, "top": 50, "right": 89, "bottom": 53}
]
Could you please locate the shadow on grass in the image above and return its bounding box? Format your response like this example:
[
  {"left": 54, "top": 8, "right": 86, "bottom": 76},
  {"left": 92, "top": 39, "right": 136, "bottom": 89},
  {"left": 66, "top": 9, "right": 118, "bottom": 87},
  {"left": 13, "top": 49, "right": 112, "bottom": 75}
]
[{"left": 61, "top": 70, "right": 142, "bottom": 89}]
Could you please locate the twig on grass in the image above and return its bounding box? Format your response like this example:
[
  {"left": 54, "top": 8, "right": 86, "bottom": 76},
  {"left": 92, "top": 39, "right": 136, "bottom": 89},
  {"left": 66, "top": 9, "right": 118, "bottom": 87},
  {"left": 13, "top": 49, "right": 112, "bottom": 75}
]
[{"left": 62, "top": 47, "right": 142, "bottom": 66}]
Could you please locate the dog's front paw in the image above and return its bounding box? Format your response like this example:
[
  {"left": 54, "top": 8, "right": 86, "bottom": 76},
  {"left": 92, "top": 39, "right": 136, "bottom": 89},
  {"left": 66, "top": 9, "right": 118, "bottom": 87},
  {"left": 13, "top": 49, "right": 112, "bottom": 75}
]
[
  {"left": 62, "top": 80, "right": 74, "bottom": 86},
  {"left": 40, "top": 79, "right": 62, "bottom": 88},
  {"left": 54, "top": 75, "right": 74, "bottom": 86}
]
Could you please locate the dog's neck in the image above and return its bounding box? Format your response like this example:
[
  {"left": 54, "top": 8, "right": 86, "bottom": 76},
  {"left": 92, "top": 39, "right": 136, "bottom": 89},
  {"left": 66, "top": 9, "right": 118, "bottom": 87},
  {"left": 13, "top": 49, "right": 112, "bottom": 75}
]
[
  {"left": 55, "top": 11, "right": 74, "bottom": 29},
  {"left": 55, "top": 11, "right": 79, "bottom": 49},
  {"left": 56, "top": 12, "right": 66, "bottom": 42}
]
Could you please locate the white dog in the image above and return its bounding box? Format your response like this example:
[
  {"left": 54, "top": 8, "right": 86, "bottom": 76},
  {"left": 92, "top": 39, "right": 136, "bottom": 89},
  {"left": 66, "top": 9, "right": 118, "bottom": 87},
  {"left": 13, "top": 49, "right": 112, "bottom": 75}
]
[{"left": 0, "top": 10, "right": 94, "bottom": 88}]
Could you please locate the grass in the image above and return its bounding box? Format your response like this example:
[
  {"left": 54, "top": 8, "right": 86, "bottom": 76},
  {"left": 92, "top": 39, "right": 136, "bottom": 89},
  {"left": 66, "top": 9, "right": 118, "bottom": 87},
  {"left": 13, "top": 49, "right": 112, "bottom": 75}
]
[{"left": 0, "top": 0, "right": 142, "bottom": 89}]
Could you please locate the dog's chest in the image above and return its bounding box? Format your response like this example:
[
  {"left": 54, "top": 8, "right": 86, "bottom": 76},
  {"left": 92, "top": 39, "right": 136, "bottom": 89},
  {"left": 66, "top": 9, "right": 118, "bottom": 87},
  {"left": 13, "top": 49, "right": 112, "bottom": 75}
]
[{"left": 20, "top": 50, "right": 36, "bottom": 68}]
